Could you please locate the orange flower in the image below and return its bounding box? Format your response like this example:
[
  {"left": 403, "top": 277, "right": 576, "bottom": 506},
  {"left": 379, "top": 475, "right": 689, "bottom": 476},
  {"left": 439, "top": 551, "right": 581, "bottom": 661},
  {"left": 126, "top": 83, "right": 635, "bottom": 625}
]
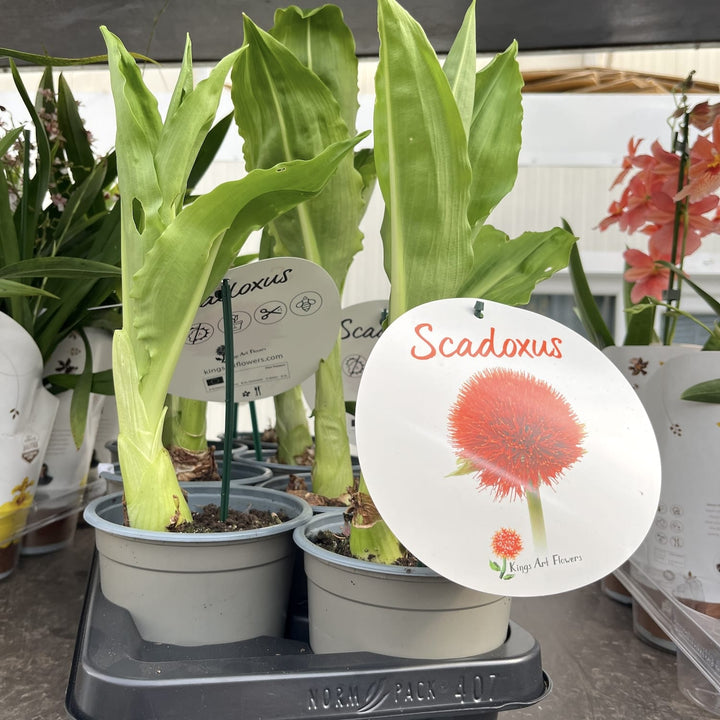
[
  {"left": 623, "top": 247, "right": 670, "bottom": 304},
  {"left": 675, "top": 116, "right": 720, "bottom": 203}
]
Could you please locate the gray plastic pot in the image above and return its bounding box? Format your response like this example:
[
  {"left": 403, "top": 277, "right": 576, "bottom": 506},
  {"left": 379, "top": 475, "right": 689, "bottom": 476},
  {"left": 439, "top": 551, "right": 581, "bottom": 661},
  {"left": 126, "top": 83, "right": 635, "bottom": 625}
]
[
  {"left": 100, "top": 460, "right": 273, "bottom": 494},
  {"left": 294, "top": 514, "right": 511, "bottom": 659},
  {"left": 84, "top": 484, "right": 312, "bottom": 646}
]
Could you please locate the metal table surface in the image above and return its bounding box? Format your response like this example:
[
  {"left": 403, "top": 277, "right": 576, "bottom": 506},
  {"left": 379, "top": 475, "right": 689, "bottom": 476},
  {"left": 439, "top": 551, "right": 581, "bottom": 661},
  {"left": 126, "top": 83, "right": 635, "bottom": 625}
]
[{"left": 1, "top": 524, "right": 716, "bottom": 720}]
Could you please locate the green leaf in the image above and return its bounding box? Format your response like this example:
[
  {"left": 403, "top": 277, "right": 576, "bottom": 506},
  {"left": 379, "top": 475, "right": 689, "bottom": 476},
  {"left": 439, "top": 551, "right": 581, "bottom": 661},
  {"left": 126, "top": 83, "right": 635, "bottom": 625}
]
[
  {"left": 233, "top": 15, "right": 365, "bottom": 290},
  {"left": 57, "top": 74, "right": 95, "bottom": 184},
  {"left": 681, "top": 379, "right": 720, "bottom": 403},
  {"left": 68, "top": 330, "right": 94, "bottom": 449},
  {"left": 0, "top": 126, "right": 23, "bottom": 158},
  {"left": 659, "top": 260, "right": 720, "bottom": 317},
  {"left": 467, "top": 42, "right": 523, "bottom": 226},
  {"left": 623, "top": 301, "right": 657, "bottom": 345},
  {"left": 567, "top": 235, "right": 616, "bottom": 349},
  {"left": 45, "top": 368, "right": 115, "bottom": 395},
  {"left": 0, "top": 48, "right": 153, "bottom": 66},
  {"left": 375, "top": 0, "right": 473, "bottom": 320},
  {"left": 0, "top": 257, "right": 121, "bottom": 279},
  {"left": 489, "top": 560, "right": 501, "bottom": 571},
  {"left": 270, "top": 4, "right": 359, "bottom": 135},
  {"left": 460, "top": 224, "right": 576, "bottom": 306},
  {"left": 0, "top": 279, "right": 57, "bottom": 299},
  {"left": 504, "top": 574, "right": 515, "bottom": 580},
  {"left": 442, "top": 0, "right": 476, "bottom": 135},
  {"left": 11, "top": 60, "right": 51, "bottom": 257},
  {"left": 186, "top": 112, "right": 233, "bottom": 192}
]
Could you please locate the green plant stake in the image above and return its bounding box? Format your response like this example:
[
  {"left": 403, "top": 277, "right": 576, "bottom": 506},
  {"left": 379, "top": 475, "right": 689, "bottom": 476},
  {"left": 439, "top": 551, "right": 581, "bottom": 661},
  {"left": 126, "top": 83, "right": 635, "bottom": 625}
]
[
  {"left": 220, "top": 279, "right": 234, "bottom": 521},
  {"left": 249, "top": 401, "right": 263, "bottom": 460}
]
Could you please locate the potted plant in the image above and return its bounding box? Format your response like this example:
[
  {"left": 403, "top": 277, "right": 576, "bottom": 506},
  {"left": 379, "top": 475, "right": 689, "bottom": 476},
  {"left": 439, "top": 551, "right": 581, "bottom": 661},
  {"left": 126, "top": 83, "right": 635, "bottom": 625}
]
[
  {"left": 231, "top": 5, "right": 375, "bottom": 497},
  {"left": 568, "top": 76, "right": 720, "bottom": 650},
  {"left": 291, "top": 0, "right": 576, "bottom": 658},
  {"left": 81, "top": 25, "right": 366, "bottom": 645},
  {"left": 0, "top": 61, "right": 123, "bottom": 561}
]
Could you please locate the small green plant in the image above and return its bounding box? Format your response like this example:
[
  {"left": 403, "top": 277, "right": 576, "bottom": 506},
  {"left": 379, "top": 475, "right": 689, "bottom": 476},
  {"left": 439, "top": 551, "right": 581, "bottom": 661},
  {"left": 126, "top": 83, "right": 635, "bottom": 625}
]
[
  {"left": 102, "top": 27, "right": 365, "bottom": 531},
  {"left": 348, "top": 0, "right": 577, "bottom": 563}
]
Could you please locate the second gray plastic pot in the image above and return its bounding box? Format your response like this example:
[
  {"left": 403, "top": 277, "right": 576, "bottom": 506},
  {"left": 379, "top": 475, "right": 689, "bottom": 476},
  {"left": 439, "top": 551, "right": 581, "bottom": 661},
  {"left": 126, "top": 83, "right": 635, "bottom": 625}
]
[
  {"left": 294, "top": 514, "right": 511, "bottom": 659},
  {"left": 84, "top": 484, "right": 312, "bottom": 646}
]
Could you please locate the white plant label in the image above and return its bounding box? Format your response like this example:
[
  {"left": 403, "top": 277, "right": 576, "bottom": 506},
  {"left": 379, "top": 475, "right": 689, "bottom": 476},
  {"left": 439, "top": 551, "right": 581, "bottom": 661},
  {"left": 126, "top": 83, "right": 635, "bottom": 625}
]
[
  {"left": 170, "top": 258, "right": 341, "bottom": 402},
  {"left": 354, "top": 298, "right": 661, "bottom": 597}
]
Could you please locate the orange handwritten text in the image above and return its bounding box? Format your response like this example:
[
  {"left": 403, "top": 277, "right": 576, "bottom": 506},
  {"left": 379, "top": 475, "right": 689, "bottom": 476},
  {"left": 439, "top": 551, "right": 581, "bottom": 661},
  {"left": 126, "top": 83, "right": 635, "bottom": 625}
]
[{"left": 410, "top": 323, "right": 563, "bottom": 360}]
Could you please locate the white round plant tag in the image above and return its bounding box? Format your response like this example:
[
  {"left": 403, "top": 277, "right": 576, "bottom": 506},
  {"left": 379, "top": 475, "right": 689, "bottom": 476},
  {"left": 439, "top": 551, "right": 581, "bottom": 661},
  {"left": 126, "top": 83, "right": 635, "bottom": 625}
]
[
  {"left": 354, "top": 298, "right": 661, "bottom": 597},
  {"left": 169, "top": 258, "right": 341, "bottom": 402}
]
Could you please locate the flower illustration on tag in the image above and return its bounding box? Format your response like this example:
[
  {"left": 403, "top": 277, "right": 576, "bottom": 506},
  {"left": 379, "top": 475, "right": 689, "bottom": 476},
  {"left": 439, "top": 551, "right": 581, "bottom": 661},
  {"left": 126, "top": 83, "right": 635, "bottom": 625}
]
[
  {"left": 448, "top": 368, "right": 586, "bottom": 552},
  {"left": 490, "top": 527, "right": 524, "bottom": 580}
]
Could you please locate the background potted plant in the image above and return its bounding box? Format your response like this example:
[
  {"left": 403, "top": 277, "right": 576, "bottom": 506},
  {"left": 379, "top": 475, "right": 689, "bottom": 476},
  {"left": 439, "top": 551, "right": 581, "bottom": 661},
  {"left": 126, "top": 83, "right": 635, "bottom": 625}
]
[
  {"left": 81, "top": 25, "right": 365, "bottom": 645},
  {"left": 568, "top": 76, "right": 720, "bottom": 651},
  {"left": 293, "top": 0, "right": 576, "bottom": 658},
  {"left": 0, "top": 60, "right": 123, "bottom": 560}
]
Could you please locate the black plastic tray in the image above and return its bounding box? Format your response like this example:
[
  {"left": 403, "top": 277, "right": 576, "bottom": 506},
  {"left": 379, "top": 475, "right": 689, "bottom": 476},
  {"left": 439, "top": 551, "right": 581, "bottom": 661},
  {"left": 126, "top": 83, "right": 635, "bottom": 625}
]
[{"left": 66, "top": 556, "right": 550, "bottom": 720}]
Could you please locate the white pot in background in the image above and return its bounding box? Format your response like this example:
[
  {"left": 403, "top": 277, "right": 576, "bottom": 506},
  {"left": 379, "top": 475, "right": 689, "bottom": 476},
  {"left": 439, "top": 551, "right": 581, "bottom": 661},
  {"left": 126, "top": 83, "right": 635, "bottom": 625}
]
[
  {"left": 0, "top": 313, "right": 59, "bottom": 578},
  {"left": 21, "top": 327, "right": 112, "bottom": 555}
]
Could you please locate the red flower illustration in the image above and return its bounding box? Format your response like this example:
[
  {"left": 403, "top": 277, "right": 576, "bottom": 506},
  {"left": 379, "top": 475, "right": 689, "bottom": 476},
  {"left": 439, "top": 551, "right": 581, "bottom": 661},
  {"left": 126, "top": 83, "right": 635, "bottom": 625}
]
[
  {"left": 491, "top": 527, "right": 524, "bottom": 560},
  {"left": 448, "top": 368, "right": 586, "bottom": 502}
]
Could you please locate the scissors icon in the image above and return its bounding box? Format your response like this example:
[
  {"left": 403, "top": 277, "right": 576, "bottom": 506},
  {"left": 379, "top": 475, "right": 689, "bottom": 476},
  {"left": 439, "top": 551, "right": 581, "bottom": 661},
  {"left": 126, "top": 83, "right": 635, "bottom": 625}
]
[
  {"left": 258, "top": 305, "right": 283, "bottom": 321},
  {"left": 255, "top": 302, "right": 287, "bottom": 324}
]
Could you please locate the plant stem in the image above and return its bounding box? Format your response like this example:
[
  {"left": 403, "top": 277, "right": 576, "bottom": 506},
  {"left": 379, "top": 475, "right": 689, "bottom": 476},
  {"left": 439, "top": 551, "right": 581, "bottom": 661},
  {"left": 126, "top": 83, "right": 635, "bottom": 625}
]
[
  {"left": 273, "top": 385, "right": 312, "bottom": 465},
  {"left": 525, "top": 487, "right": 547, "bottom": 553},
  {"left": 662, "top": 108, "right": 690, "bottom": 346},
  {"left": 311, "top": 336, "right": 355, "bottom": 499},
  {"left": 348, "top": 478, "right": 403, "bottom": 563},
  {"left": 163, "top": 395, "right": 208, "bottom": 452}
]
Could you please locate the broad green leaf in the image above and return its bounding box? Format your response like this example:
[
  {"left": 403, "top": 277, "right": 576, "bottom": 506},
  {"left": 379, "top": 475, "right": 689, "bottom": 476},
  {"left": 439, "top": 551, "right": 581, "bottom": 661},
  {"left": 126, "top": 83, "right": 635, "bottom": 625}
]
[
  {"left": 101, "top": 26, "right": 164, "bottom": 268},
  {"left": 442, "top": 0, "right": 476, "bottom": 135},
  {"left": 567, "top": 238, "right": 615, "bottom": 349},
  {"left": 156, "top": 47, "right": 241, "bottom": 220},
  {"left": 459, "top": 224, "right": 576, "bottom": 306},
  {"left": 233, "top": 16, "right": 365, "bottom": 290},
  {"left": 270, "top": 5, "right": 359, "bottom": 134},
  {"left": 681, "top": 378, "right": 720, "bottom": 403},
  {"left": 467, "top": 42, "right": 523, "bottom": 226},
  {"left": 375, "top": 0, "right": 473, "bottom": 320}
]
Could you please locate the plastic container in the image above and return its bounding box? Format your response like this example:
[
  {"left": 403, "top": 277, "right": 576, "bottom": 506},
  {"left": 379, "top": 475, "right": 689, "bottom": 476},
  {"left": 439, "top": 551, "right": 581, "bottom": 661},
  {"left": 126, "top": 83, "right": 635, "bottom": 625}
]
[{"left": 66, "top": 556, "right": 549, "bottom": 720}]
